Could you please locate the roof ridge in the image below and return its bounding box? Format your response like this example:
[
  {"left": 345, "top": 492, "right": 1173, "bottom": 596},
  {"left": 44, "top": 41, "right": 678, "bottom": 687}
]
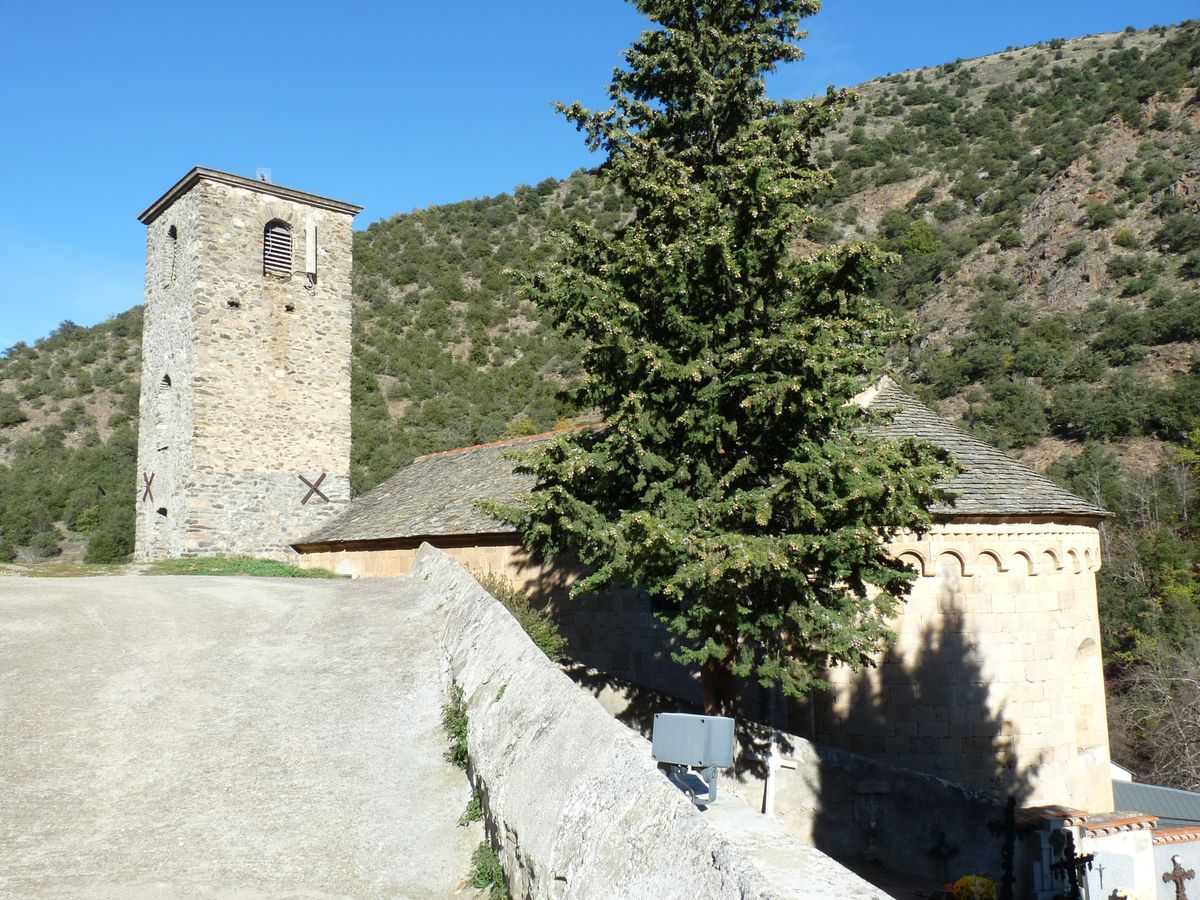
[{"left": 412, "top": 423, "right": 603, "bottom": 463}]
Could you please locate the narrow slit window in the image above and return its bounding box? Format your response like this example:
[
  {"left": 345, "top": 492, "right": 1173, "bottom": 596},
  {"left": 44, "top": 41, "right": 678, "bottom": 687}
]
[
  {"left": 263, "top": 220, "right": 293, "bottom": 276},
  {"left": 167, "top": 225, "right": 178, "bottom": 283}
]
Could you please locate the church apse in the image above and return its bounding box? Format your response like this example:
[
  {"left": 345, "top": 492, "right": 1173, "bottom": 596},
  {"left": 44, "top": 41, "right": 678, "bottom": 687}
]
[{"left": 814, "top": 519, "right": 1113, "bottom": 813}]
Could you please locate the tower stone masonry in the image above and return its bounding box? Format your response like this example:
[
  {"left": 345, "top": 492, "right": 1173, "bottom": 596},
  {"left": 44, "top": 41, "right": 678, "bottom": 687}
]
[{"left": 134, "top": 167, "right": 361, "bottom": 561}]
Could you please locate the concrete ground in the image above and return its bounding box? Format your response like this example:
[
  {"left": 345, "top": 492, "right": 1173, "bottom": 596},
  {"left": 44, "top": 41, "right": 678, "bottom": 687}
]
[{"left": 0, "top": 575, "right": 478, "bottom": 899}]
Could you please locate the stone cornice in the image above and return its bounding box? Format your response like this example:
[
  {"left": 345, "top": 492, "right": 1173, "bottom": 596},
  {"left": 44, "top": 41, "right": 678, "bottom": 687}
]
[{"left": 139, "top": 167, "right": 363, "bottom": 225}]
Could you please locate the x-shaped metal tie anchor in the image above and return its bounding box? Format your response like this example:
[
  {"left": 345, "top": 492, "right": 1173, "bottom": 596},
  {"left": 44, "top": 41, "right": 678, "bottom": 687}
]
[{"left": 299, "top": 473, "right": 329, "bottom": 505}]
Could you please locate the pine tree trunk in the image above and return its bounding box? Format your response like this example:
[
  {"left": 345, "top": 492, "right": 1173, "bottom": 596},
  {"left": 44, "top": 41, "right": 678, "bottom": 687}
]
[{"left": 699, "top": 658, "right": 739, "bottom": 718}]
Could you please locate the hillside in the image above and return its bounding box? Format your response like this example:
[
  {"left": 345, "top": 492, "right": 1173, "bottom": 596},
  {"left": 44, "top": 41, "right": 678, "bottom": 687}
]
[{"left": 1, "top": 22, "right": 1197, "bottom": 686}]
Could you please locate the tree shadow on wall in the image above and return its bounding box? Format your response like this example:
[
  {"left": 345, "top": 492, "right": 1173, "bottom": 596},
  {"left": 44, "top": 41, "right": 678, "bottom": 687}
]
[{"left": 805, "top": 605, "right": 1040, "bottom": 887}]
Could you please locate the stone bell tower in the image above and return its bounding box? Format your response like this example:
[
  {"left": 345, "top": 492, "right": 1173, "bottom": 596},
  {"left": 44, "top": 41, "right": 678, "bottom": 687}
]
[{"left": 134, "top": 167, "right": 361, "bottom": 561}]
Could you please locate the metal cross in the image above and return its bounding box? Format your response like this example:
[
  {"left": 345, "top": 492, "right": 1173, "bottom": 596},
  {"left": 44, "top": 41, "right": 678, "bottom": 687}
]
[
  {"left": 142, "top": 472, "right": 154, "bottom": 503},
  {"left": 1049, "top": 829, "right": 1094, "bottom": 900},
  {"left": 299, "top": 473, "right": 328, "bottom": 505},
  {"left": 1163, "top": 854, "right": 1196, "bottom": 900},
  {"left": 989, "top": 795, "right": 1036, "bottom": 900}
]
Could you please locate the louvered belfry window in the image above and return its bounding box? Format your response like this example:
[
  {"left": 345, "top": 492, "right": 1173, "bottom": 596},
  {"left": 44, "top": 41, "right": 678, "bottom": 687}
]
[{"left": 263, "top": 220, "right": 293, "bottom": 276}]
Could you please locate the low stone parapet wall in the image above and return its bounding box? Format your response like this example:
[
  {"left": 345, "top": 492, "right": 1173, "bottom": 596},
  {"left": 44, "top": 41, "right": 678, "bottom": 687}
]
[{"left": 413, "top": 544, "right": 889, "bottom": 899}]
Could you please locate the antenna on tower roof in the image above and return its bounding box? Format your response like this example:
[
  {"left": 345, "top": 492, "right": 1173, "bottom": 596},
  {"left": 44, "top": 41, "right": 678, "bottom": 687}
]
[{"left": 255, "top": 168, "right": 272, "bottom": 184}]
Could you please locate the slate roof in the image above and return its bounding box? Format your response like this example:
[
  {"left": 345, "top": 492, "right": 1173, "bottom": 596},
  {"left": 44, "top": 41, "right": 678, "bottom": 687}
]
[
  {"left": 864, "top": 378, "right": 1108, "bottom": 519},
  {"left": 295, "top": 433, "right": 556, "bottom": 547},
  {"left": 1113, "top": 780, "right": 1200, "bottom": 828},
  {"left": 295, "top": 379, "right": 1105, "bottom": 548}
]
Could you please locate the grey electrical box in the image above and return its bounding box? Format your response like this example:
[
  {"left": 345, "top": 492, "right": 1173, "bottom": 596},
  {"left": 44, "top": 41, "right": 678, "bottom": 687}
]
[{"left": 652, "top": 713, "right": 735, "bottom": 768}]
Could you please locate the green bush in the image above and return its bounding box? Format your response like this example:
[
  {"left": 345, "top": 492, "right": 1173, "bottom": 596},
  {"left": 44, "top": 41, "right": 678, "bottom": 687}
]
[
  {"left": 474, "top": 570, "right": 567, "bottom": 661},
  {"left": 1050, "top": 370, "right": 1150, "bottom": 440},
  {"left": 1149, "top": 292, "right": 1200, "bottom": 343},
  {"left": 1113, "top": 228, "right": 1140, "bottom": 249},
  {"left": 1156, "top": 214, "right": 1200, "bottom": 254},
  {"left": 995, "top": 228, "right": 1023, "bottom": 250},
  {"left": 27, "top": 530, "right": 62, "bottom": 559},
  {"left": 441, "top": 684, "right": 469, "bottom": 770},
  {"left": 0, "top": 537, "right": 14, "bottom": 563},
  {"left": 470, "top": 842, "right": 508, "bottom": 897},
  {"left": 1179, "top": 253, "right": 1200, "bottom": 280},
  {"left": 0, "top": 392, "right": 26, "bottom": 427},
  {"left": 931, "top": 200, "right": 959, "bottom": 223},
  {"left": 84, "top": 520, "right": 134, "bottom": 564},
  {"left": 1061, "top": 241, "right": 1086, "bottom": 264},
  {"left": 965, "top": 379, "right": 1048, "bottom": 449},
  {"left": 1085, "top": 202, "right": 1118, "bottom": 230},
  {"left": 72, "top": 505, "right": 102, "bottom": 534}
]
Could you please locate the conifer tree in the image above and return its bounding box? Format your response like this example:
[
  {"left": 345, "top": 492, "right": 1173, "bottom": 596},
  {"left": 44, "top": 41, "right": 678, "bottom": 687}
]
[{"left": 496, "top": 0, "right": 955, "bottom": 714}]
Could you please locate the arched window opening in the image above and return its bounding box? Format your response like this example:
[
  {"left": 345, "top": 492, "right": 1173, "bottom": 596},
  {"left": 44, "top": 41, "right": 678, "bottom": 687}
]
[
  {"left": 160, "top": 373, "right": 172, "bottom": 389},
  {"left": 156, "top": 507, "right": 168, "bottom": 517},
  {"left": 263, "top": 220, "right": 293, "bottom": 276}
]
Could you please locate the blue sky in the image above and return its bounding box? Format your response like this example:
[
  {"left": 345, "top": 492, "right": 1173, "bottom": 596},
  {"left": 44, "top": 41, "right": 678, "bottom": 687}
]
[{"left": 0, "top": 1, "right": 1194, "bottom": 350}]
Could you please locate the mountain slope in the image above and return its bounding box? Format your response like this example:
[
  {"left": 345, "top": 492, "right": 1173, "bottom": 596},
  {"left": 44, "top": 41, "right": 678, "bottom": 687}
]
[{"left": 0, "top": 22, "right": 1196, "bottom": 566}]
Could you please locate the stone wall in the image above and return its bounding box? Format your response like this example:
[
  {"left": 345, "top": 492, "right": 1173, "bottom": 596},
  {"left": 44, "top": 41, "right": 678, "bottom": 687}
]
[
  {"left": 808, "top": 519, "right": 1112, "bottom": 813},
  {"left": 578, "top": 668, "right": 1010, "bottom": 886},
  {"left": 416, "top": 544, "right": 890, "bottom": 899},
  {"left": 135, "top": 191, "right": 202, "bottom": 560},
  {"left": 296, "top": 516, "right": 1113, "bottom": 813},
  {"left": 136, "top": 174, "right": 355, "bottom": 561}
]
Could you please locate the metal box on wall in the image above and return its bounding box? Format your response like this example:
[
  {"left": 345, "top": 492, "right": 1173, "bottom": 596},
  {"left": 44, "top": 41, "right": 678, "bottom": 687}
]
[{"left": 651, "top": 713, "right": 735, "bottom": 768}]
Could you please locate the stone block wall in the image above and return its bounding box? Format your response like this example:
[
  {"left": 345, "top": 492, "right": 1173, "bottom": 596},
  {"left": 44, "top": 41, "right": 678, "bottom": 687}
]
[
  {"left": 809, "top": 519, "right": 1112, "bottom": 813},
  {"left": 136, "top": 173, "right": 355, "bottom": 561}
]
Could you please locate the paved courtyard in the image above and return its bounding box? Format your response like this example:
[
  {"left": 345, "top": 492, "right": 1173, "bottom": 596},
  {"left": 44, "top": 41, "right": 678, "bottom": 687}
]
[{"left": 0, "top": 575, "right": 476, "bottom": 898}]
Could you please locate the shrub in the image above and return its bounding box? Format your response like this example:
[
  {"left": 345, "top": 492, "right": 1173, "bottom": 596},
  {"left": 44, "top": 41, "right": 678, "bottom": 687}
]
[
  {"left": 965, "top": 379, "right": 1047, "bottom": 449},
  {"left": 470, "top": 842, "right": 508, "bottom": 897},
  {"left": 72, "top": 505, "right": 102, "bottom": 534},
  {"left": 1120, "top": 271, "right": 1158, "bottom": 297},
  {"left": 804, "top": 217, "right": 838, "bottom": 243},
  {"left": 26, "top": 530, "right": 62, "bottom": 559},
  {"left": 995, "top": 228, "right": 1023, "bottom": 250},
  {"left": 1106, "top": 254, "right": 1145, "bottom": 279},
  {"left": 475, "top": 570, "right": 567, "bottom": 661},
  {"left": 0, "top": 392, "right": 25, "bottom": 427},
  {"left": 1085, "top": 202, "right": 1118, "bottom": 230},
  {"left": 1061, "top": 241, "right": 1086, "bottom": 264},
  {"left": 0, "top": 537, "right": 14, "bottom": 563},
  {"left": 1050, "top": 370, "right": 1150, "bottom": 440},
  {"left": 1180, "top": 252, "right": 1200, "bottom": 280},
  {"left": 1156, "top": 214, "right": 1200, "bottom": 254},
  {"left": 932, "top": 200, "right": 959, "bottom": 223},
  {"left": 84, "top": 520, "right": 134, "bottom": 564},
  {"left": 458, "top": 794, "right": 483, "bottom": 826},
  {"left": 441, "top": 684, "right": 469, "bottom": 769},
  {"left": 1113, "top": 228, "right": 1140, "bottom": 249}
]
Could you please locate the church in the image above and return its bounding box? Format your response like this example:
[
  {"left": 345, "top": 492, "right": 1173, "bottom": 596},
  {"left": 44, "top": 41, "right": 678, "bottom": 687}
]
[{"left": 135, "top": 166, "right": 1200, "bottom": 898}]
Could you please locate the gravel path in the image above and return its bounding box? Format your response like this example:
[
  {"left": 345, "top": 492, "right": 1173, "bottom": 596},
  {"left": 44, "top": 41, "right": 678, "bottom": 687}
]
[{"left": 0, "top": 575, "right": 477, "bottom": 898}]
